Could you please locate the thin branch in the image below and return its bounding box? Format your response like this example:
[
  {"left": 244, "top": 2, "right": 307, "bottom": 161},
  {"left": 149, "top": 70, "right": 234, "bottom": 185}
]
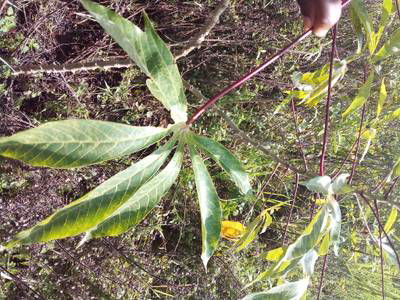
[
  {"left": 186, "top": 30, "right": 312, "bottom": 125},
  {"left": 282, "top": 173, "right": 299, "bottom": 245},
  {"left": 103, "top": 240, "right": 167, "bottom": 283},
  {"left": 316, "top": 255, "right": 329, "bottom": 300},
  {"left": 317, "top": 24, "right": 338, "bottom": 300},
  {"left": 0, "top": 265, "right": 44, "bottom": 299},
  {"left": 12, "top": 58, "right": 133, "bottom": 75},
  {"left": 359, "top": 192, "right": 400, "bottom": 269},
  {"left": 348, "top": 65, "right": 368, "bottom": 184},
  {"left": 256, "top": 163, "right": 280, "bottom": 199},
  {"left": 0, "top": 0, "right": 8, "bottom": 16},
  {"left": 373, "top": 199, "right": 385, "bottom": 300},
  {"left": 383, "top": 176, "right": 399, "bottom": 201},
  {"left": 175, "top": 0, "right": 231, "bottom": 60},
  {"left": 319, "top": 25, "right": 337, "bottom": 177},
  {"left": 183, "top": 80, "right": 309, "bottom": 176},
  {"left": 291, "top": 99, "right": 309, "bottom": 172},
  {"left": 395, "top": 0, "right": 400, "bottom": 20},
  {"left": 331, "top": 139, "right": 357, "bottom": 179}
]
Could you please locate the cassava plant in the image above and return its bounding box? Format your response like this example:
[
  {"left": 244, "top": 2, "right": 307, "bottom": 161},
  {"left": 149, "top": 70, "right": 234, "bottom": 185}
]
[{"left": 0, "top": 0, "right": 252, "bottom": 270}]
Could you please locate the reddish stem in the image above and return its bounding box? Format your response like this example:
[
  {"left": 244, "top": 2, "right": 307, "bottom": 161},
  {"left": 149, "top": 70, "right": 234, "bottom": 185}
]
[
  {"left": 319, "top": 25, "right": 337, "bottom": 176},
  {"left": 373, "top": 199, "right": 385, "bottom": 300},
  {"left": 186, "top": 0, "right": 352, "bottom": 125},
  {"left": 291, "top": 98, "right": 309, "bottom": 172},
  {"left": 316, "top": 255, "right": 329, "bottom": 300},
  {"left": 282, "top": 173, "right": 299, "bottom": 245},
  {"left": 359, "top": 192, "right": 400, "bottom": 269},
  {"left": 348, "top": 66, "right": 368, "bottom": 184},
  {"left": 186, "top": 31, "right": 311, "bottom": 125}
]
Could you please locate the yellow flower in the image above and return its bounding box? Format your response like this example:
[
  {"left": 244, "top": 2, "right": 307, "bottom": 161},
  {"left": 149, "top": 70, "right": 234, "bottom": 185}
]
[{"left": 221, "top": 220, "right": 245, "bottom": 240}]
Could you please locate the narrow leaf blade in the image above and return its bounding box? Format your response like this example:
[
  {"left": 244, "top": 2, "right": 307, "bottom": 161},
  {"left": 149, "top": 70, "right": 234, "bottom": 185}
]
[
  {"left": 190, "top": 134, "right": 252, "bottom": 195},
  {"left": 376, "top": 78, "right": 387, "bottom": 117},
  {"left": 3, "top": 139, "right": 176, "bottom": 248},
  {"left": 190, "top": 146, "right": 222, "bottom": 269},
  {"left": 0, "top": 120, "right": 169, "bottom": 168},
  {"left": 83, "top": 143, "right": 183, "bottom": 240},
  {"left": 373, "top": 28, "right": 400, "bottom": 62},
  {"left": 342, "top": 70, "right": 374, "bottom": 118}
]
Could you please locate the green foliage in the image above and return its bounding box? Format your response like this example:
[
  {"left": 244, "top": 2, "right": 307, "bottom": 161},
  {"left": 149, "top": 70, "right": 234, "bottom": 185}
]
[
  {"left": 342, "top": 70, "right": 374, "bottom": 118},
  {"left": 190, "top": 134, "right": 252, "bottom": 195},
  {"left": 80, "top": 0, "right": 187, "bottom": 122},
  {"left": 0, "top": 120, "right": 169, "bottom": 168},
  {"left": 189, "top": 145, "right": 222, "bottom": 269},
  {"left": 0, "top": 0, "right": 251, "bottom": 270}
]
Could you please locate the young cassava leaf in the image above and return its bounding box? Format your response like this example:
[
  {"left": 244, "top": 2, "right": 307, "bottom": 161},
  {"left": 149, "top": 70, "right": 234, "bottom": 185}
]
[
  {"left": 189, "top": 145, "right": 222, "bottom": 269},
  {"left": 3, "top": 139, "right": 177, "bottom": 248},
  {"left": 350, "top": 0, "right": 375, "bottom": 55},
  {"left": 0, "top": 120, "right": 169, "bottom": 168},
  {"left": 190, "top": 134, "right": 252, "bottom": 195},
  {"left": 234, "top": 214, "right": 263, "bottom": 252},
  {"left": 383, "top": 207, "right": 397, "bottom": 234},
  {"left": 80, "top": 0, "right": 187, "bottom": 122},
  {"left": 374, "top": 0, "right": 394, "bottom": 50},
  {"left": 246, "top": 206, "right": 330, "bottom": 288},
  {"left": 376, "top": 78, "right": 387, "bottom": 117},
  {"left": 349, "top": 1, "right": 364, "bottom": 54},
  {"left": 81, "top": 143, "right": 184, "bottom": 242},
  {"left": 342, "top": 70, "right": 374, "bottom": 118},
  {"left": 373, "top": 28, "right": 400, "bottom": 62},
  {"left": 295, "top": 61, "right": 347, "bottom": 107},
  {"left": 242, "top": 278, "right": 309, "bottom": 300}
]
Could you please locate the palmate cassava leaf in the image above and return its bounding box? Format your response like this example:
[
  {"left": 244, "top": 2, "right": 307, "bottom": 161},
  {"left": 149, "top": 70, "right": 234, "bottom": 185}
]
[
  {"left": 80, "top": 0, "right": 187, "bottom": 122},
  {"left": 81, "top": 143, "right": 184, "bottom": 242},
  {"left": 190, "top": 134, "right": 252, "bottom": 195},
  {"left": 242, "top": 278, "right": 309, "bottom": 300},
  {"left": 189, "top": 145, "right": 222, "bottom": 269},
  {"left": 0, "top": 120, "right": 169, "bottom": 168},
  {"left": 3, "top": 139, "right": 177, "bottom": 248}
]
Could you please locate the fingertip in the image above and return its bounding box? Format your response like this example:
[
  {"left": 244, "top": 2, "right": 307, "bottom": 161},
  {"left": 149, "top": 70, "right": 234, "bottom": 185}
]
[
  {"left": 303, "top": 16, "right": 313, "bottom": 32},
  {"left": 313, "top": 27, "right": 330, "bottom": 37}
]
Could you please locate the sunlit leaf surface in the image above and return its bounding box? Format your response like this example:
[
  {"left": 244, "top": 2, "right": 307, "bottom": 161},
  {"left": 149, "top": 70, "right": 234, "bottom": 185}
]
[
  {"left": 0, "top": 120, "right": 169, "bottom": 168},
  {"left": 190, "top": 145, "right": 222, "bottom": 269}
]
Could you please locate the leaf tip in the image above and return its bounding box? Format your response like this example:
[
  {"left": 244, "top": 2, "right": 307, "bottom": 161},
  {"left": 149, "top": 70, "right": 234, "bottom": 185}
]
[
  {"left": 77, "top": 233, "right": 92, "bottom": 248},
  {"left": 201, "top": 255, "right": 210, "bottom": 272}
]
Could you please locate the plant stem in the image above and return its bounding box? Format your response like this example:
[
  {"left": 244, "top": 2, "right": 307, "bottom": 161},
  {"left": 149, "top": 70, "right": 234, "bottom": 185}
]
[
  {"left": 282, "top": 173, "right": 299, "bottom": 245},
  {"left": 359, "top": 192, "right": 400, "bottom": 269},
  {"left": 186, "top": 30, "right": 312, "bottom": 125},
  {"left": 187, "top": 0, "right": 352, "bottom": 125},
  {"left": 348, "top": 65, "right": 368, "bottom": 184},
  {"left": 319, "top": 25, "right": 338, "bottom": 176},
  {"left": 373, "top": 199, "right": 385, "bottom": 300}
]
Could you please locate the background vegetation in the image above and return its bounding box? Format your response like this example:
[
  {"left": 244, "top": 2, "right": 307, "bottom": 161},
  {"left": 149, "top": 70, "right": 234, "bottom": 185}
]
[{"left": 0, "top": 0, "right": 399, "bottom": 299}]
